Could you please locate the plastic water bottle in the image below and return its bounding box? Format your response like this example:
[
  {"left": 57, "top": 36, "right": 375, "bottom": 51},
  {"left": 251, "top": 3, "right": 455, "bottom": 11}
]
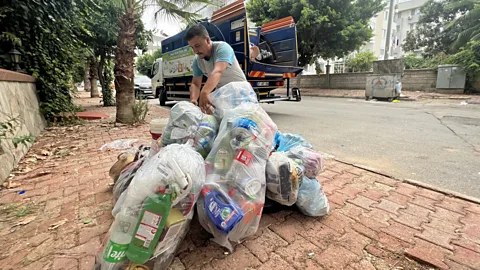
[{"left": 99, "top": 212, "right": 138, "bottom": 269}]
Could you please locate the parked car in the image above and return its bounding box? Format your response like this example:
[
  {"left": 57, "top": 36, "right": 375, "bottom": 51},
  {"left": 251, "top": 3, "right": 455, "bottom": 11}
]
[{"left": 134, "top": 75, "right": 154, "bottom": 99}]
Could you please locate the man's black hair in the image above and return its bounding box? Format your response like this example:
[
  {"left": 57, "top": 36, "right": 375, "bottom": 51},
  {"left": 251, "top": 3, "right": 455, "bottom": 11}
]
[{"left": 184, "top": 24, "right": 209, "bottom": 41}]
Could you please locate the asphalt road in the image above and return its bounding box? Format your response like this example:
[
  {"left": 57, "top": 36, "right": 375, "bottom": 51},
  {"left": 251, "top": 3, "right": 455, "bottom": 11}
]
[{"left": 261, "top": 97, "right": 480, "bottom": 199}]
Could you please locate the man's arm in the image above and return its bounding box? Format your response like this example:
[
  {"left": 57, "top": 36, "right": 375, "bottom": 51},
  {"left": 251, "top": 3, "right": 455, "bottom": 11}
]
[
  {"left": 190, "top": 57, "right": 203, "bottom": 105},
  {"left": 190, "top": 76, "right": 202, "bottom": 105}
]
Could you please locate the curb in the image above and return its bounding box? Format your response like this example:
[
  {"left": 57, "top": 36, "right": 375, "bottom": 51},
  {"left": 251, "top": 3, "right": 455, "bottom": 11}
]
[
  {"left": 300, "top": 94, "right": 417, "bottom": 101},
  {"left": 333, "top": 158, "right": 480, "bottom": 205}
]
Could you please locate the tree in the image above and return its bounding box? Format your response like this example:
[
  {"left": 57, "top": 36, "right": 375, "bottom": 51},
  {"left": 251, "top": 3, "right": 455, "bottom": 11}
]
[
  {"left": 0, "top": 0, "right": 95, "bottom": 120},
  {"left": 136, "top": 48, "right": 162, "bottom": 77},
  {"left": 446, "top": 0, "right": 480, "bottom": 51},
  {"left": 346, "top": 51, "right": 377, "bottom": 72},
  {"left": 246, "top": 0, "right": 384, "bottom": 66},
  {"left": 402, "top": 0, "right": 474, "bottom": 57},
  {"left": 404, "top": 54, "right": 427, "bottom": 69},
  {"left": 79, "top": 0, "right": 152, "bottom": 106},
  {"left": 114, "top": 0, "right": 210, "bottom": 123},
  {"left": 450, "top": 41, "right": 480, "bottom": 90}
]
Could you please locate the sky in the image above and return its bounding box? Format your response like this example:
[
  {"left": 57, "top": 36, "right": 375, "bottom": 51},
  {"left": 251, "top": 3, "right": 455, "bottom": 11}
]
[{"left": 141, "top": 6, "right": 184, "bottom": 37}]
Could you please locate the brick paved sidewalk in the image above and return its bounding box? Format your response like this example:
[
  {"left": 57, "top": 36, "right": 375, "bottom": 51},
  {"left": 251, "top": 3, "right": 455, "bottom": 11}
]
[{"left": 0, "top": 93, "right": 479, "bottom": 270}]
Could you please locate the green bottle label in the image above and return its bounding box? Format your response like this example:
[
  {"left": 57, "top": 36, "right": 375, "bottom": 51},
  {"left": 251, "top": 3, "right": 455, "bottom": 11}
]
[{"left": 103, "top": 240, "right": 129, "bottom": 262}]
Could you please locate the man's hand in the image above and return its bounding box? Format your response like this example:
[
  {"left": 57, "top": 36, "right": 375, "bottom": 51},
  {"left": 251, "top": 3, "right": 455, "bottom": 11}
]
[
  {"left": 199, "top": 91, "right": 215, "bottom": 114},
  {"left": 191, "top": 99, "right": 198, "bottom": 106}
]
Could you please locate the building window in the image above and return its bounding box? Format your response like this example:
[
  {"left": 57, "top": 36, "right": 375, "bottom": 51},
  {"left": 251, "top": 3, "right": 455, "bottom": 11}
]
[
  {"left": 416, "top": 8, "right": 421, "bottom": 14},
  {"left": 398, "top": 12, "right": 402, "bottom": 19},
  {"left": 382, "top": 29, "right": 386, "bottom": 38},
  {"left": 410, "top": 23, "right": 415, "bottom": 30},
  {"left": 411, "top": 9, "right": 415, "bottom": 15}
]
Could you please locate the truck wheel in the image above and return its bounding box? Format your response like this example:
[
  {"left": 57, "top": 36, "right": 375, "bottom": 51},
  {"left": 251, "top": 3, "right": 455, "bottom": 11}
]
[
  {"left": 292, "top": 88, "right": 301, "bottom": 101},
  {"left": 159, "top": 87, "right": 166, "bottom": 106}
]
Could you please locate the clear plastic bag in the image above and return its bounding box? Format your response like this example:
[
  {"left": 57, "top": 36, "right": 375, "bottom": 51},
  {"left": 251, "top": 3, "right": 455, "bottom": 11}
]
[
  {"left": 112, "top": 158, "right": 145, "bottom": 203},
  {"left": 296, "top": 176, "right": 329, "bottom": 217},
  {"left": 287, "top": 146, "right": 325, "bottom": 178},
  {"left": 274, "top": 132, "right": 313, "bottom": 152},
  {"left": 161, "top": 101, "right": 203, "bottom": 146},
  {"left": 100, "top": 139, "right": 139, "bottom": 151},
  {"left": 192, "top": 114, "right": 219, "bottom": 158},
  {"left": 95, "top": 144, "right": 205, "bottom": 269},
  {"left": 161, "top": 101, "right": 219, "bottom": 158},
  {"left": 209, "top": 81, "right": 259, "bottom": 121},
  {"left": 265, "top": 152, "right": 304, "bottom": 206},
  {"left": 197, "top": 102, "right": 277, "bottom": 251}
]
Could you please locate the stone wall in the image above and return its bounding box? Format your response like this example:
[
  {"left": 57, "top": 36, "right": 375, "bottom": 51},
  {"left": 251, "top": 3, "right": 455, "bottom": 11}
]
[
  {"left": 0, "top": 69, "right": 46, "bottom": 184},
  {"left": 291, "top": 69, "right": 479, "bottom": 92},
  {"left": 401, "top": 69, "right": 438, "bottom": 91}
]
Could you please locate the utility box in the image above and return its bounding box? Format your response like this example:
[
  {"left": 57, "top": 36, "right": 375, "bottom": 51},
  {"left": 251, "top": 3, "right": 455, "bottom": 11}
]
[
  {"left": 436, "top": 65, "right": 466, "bottom": 90},
  {"left": 366, "top": 59, "right": 404, "bottom": 101}
]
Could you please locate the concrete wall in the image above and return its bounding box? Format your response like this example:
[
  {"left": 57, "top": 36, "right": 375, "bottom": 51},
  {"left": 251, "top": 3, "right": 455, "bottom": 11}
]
[
  {"left": 0, "top": 69, "right": 46, "bottom": 184},
  {"left": 291, "top": 69, "right": 452, "bottom": 91},
  {"left": 402, "top": 69, "right": 438, "bottom": 91}
]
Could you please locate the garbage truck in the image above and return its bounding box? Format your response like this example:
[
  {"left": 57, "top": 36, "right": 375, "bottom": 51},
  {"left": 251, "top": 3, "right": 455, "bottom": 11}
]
[{"left": 150, "top": 0, "right": 304, "bottom": 106}]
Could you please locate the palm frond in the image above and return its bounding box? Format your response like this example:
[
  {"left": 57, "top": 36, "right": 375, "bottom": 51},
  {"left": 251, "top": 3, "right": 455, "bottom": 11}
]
[{"left": 147, "top": 0, "right": 214, "bottom": 25}]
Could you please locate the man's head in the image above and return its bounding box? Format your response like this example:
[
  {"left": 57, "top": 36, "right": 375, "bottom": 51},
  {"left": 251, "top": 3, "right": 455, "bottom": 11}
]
[{"left": 185, "top": 24, "right": 212, "bottom": 60}]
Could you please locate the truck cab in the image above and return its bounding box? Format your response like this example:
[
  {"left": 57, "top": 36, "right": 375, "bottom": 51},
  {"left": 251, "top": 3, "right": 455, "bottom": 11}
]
[{"left": 151, "top": 58, "right": 163, "bottom": 98}]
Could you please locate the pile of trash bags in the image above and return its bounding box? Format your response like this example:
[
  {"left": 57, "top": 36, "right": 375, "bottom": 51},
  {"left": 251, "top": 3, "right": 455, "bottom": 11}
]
[{"left": 95, "top": 81, "right": 329, "bottom": 269}]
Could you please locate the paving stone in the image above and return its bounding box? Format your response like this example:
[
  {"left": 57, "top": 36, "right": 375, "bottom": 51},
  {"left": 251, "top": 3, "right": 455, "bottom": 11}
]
[
  {"left": 376, "top": 199, "right": 405, "bottom": 215},
  {"left": 400, "top": 203, "right": 433, "bottom": 219},
  {"left": 411, "top": 195, "right": 437, "bottom": 211},
  {"left": 52, "top": 256, "right": 78, "bottom": 270},
  {"left": 319, "top": 211, "right": 355, "bottom": 234},
  {"left": 348, "top": 195, "right": 377, "bottom": 210},
  {"left": 243, "top": 228, "right": 289, "bottom": 262},
  {"left": 416, "top": 188, "right": 445, "bottom": 201},
  {"left": 394, "top": 183, "right": 418, "bottom": 197},
  {"left": 327, "top": 191, "right": 351, "bottom": 206},
  {"left": 448, "top": 245, "right": 480, "bottom": 269},
  {"left": 270, "top": 215, "right": 306, "bottom": 243},
  {"left": 351, "top": 222, "right": 379, "bottom": 241},
  {"left": 444, "top": 259, "right": 474, "bottom": 270},
  {"left": 337, "top": 230, "right": 372, "bottom": 256},
  {"left": 377, "top": 232, "right": 411, "bottom": 254},
  {"left": 313, "top": 245, "right": 359, "bottom": 269},
  {"left": 416, "top": 225, "right": 457, "bottom": 250},
  {"left": 384, "top": 191, "right": 411, "bottom": 206},
  {"left": 405, "top": 238, "right": 452, "bottom": 269},
  {"left": 430, "top": 206, "right": 465, "bottom": 225},
  {"left": 276, "top": 236, "right": 322, "bottom": 269},
  {"left": 257, "top": 253, "right": 296, "bottom": 270},
  {"left": 336, "top": 202, "right": 365, "bottom": 220},
  {"left": 210, "top": 245, "right": 262, "bottom": 270},
  {"left": 435, "top": 196, "right": 470, "bottom": 215},
  {"left": 381, "top": 221, "right": 419, "bottom": 244},
  {"left": 393, "top": 211, "right": 428, "bottom": 230}
]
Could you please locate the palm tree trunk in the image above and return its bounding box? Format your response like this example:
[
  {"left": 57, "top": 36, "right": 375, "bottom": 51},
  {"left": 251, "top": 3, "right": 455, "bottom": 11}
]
[{"left": 115, "top": 9, "right": 136, "bottom": 124}]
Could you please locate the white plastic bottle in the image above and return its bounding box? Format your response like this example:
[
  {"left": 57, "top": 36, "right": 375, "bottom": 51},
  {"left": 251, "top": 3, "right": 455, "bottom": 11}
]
[{"left": 99, "top": 212, "right": 138, "bottom": 269}]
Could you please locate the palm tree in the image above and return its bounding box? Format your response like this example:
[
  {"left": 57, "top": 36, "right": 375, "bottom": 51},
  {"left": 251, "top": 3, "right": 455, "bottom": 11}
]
[
  {"left": 114, "top": 0, "right": 211, "bottom": 123},
  {"left": 447, "top": 0, "right": 480, "bottom": 50}
]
